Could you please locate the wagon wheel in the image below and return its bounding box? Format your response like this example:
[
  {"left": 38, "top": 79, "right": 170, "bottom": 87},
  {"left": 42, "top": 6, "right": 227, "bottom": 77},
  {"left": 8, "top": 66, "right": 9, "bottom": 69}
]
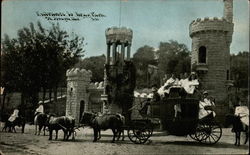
[
  {"left": 195, "top": 121, "right": 222, "bottom": 145},
  {"left": 189, "top": 133, "right": 199, "bottom": 141},
  {"left": 128, "top": 125, "right": 153, "bottom": 144}
]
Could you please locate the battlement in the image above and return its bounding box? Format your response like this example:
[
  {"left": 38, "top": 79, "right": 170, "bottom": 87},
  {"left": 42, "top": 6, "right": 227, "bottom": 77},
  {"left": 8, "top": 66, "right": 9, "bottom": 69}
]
[
  {"left": 190, "top": 17, "right": 233, "bottom": 37},
  {"left": 89, "top": 81, "right": 104, "bottom": 89},
  {"left": 66, "top": 68, "right": 92, "bottom": 79},
  {"left": 105, "top": 26, "right": 133, "bottom": 44}
]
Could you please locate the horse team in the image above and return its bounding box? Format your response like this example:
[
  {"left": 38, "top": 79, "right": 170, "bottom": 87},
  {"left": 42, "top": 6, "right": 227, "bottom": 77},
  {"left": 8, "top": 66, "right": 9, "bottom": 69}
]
[
  {"left": 2, "top": 111, "right": 125, "bottom": 143},
  {"left": 1, "top": 111, "right": 248, "bottom": 145}
]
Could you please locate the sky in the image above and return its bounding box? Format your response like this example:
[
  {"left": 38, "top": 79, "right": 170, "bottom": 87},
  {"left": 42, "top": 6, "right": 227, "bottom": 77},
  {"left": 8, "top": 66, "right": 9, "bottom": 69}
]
[{"left": 1, "top": 0, "right": 249, "bottom": 58}]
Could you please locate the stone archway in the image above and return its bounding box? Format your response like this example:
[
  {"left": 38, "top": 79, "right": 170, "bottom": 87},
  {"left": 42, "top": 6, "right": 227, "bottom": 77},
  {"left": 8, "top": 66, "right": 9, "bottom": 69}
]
[{"left": 79, "top": 100, "right": 85, "bottom": 122}]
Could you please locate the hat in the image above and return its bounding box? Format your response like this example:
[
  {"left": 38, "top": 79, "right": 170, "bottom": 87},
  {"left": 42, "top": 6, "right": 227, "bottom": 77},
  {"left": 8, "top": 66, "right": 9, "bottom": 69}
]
[
  {"left": 152, "top": 87, "right": 157, "bottom": 92},
  {"left": 190, "top": 72, "right": 196, "bottom": 75},
  {"left": 203, "top": 91, "right": 208, "bottom": 95}
]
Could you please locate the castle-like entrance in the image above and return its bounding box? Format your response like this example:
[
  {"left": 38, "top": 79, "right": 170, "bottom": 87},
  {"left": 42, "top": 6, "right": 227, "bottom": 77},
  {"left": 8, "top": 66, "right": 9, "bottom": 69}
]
[{"left": 101, "top": 27, "right": 136, "bottom": 121}]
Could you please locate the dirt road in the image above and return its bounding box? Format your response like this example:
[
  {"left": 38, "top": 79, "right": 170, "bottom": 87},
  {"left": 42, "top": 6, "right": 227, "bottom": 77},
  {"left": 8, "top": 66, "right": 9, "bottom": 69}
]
[{"left": 0, "top": 123, "right": 248, "bottom": 155}]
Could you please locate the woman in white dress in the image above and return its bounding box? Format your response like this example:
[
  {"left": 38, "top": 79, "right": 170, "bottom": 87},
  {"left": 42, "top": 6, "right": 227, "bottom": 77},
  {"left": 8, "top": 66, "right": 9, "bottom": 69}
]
[
  {"left": 199, "top": 91, "right": 216, "bottom": 120},
  {"left": 182, "top": 72, "right": 199, "bottom": 95},
  {"left": 8, "top": 109, "right": 19, "bottom": 122},
  {"left": 157, "top": 73, "right": 179, "bottom": 98}
]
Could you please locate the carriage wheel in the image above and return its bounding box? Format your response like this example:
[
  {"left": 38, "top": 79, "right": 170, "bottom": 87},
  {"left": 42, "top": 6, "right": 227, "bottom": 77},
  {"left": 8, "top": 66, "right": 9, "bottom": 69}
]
[
  {"left": 195, "top": 122, "right": 222, "bottom": 145},
  {"left": 128, "top": 126, "right": 153, "bottom": 144},
  {"left": 189, "top": 133, "right": 199, "bottom": 141}
]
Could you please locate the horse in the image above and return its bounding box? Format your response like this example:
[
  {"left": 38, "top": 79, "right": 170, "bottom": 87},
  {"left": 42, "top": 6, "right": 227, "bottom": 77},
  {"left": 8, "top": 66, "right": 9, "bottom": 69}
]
[
  {"left": 80, "top": 112, "right": 123, "bottom": 143},
  {"left": 225, "top": 114, "right": 249, "bottom": 146},
  {"left": 34, "top": 113, "right": 48, "bottom": 136},
  {"left": 47, "top": 115, "right": 75, "bottom": 141},
  {"left": 2, "top": 116, "right": 25, "bottom": 133},
  {"left": 116, "top": 113, "right": 125, "bottom": 141},
  {"left": 95, "top": 113, "right": 125, "bottom": 141}
]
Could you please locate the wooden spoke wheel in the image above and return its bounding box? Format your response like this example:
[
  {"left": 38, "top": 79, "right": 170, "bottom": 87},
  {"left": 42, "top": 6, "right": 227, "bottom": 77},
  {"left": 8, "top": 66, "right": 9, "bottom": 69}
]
[
  {"left": 189, "top": 133, "right": 199, "bottom": 141},
  {"left": 194, "top": 121, "right": 222, "bottom": 145},
  {"left": 127, "top": 123, "right": 153, "bottom": 144}
]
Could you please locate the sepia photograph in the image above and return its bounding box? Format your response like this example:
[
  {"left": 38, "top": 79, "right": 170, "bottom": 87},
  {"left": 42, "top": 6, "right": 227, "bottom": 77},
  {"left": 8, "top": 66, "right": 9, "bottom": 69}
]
[{"left": 0, "top": 0, "right": 249, "bottom": 154}]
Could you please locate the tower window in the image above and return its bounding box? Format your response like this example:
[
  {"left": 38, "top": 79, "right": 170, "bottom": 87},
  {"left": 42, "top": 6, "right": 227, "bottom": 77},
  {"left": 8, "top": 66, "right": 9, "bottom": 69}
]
[{"left": 198, "top": 46, "right": 206, "bottom": 63}]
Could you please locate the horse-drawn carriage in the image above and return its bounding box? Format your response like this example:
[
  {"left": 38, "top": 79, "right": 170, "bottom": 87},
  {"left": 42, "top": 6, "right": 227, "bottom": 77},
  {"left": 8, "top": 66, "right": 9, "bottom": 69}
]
[{"left": 124, "top": 88, "right": 222, "bottom": 145}]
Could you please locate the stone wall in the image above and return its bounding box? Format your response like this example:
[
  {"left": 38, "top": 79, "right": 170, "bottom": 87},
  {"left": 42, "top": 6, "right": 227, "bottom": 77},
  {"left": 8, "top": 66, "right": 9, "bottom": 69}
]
[
  {"left": 88, "top": 88, "right": 104, "bottom": 113},
  {"left": 66, "top": 68, "right": 106, "bottom": 124},
  {"left": 189, "top": 0, "right": 233, "bottom": 103},
  {"left": 190, "top": 31, "right": 230, "bottom": 101},
  {"left": 66, "top": 68, "right": 92, "bottom": 124}
]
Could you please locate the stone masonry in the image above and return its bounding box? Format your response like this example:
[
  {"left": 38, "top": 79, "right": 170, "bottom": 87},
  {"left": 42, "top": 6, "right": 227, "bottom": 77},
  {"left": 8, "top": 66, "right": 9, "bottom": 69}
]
[
  {"left": 189, "top": 0, "right": 234, "bottom": 102},
  {"left": 102, "top": 27, "right": 134, "bottom": 115},
  {"left": 66, "top": 68, "right": 92, "bottom": 124}
]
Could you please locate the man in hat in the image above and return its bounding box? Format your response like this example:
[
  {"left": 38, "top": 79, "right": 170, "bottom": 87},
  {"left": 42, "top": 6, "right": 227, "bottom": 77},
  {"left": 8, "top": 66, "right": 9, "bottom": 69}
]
[
  {"left": 152, "top": 85, "right": 161, "bottom": 102},
  {"left": 35, "top": 101, "right": 44, "bottom": 116},
  {"left": 198, "top": 91, "right": 216, "bottom": 120}
]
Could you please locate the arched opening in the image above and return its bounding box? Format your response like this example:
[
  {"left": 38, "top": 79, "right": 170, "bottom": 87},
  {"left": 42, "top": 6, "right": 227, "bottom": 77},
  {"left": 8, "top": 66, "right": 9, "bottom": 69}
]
[
  {"left": 80, "top": 100, "right": 85, "bottom": 121},
  {"left": 227, "top": 70, "right": 229, "bottom": 80},
  {"left": 198, "top": 46, "right": 206, "bottom": 63}
]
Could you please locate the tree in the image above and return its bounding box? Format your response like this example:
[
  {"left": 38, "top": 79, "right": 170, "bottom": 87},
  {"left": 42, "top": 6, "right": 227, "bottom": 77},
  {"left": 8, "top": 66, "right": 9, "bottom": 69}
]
[
  {"left": 230, "top": 51, "right": 248, "bottom": 89},
  {"left": 132, "top": 45, "right": 157, "bottom": 88},
  {"left": 1, "top": 21, "right": 84, "bottom": 117},
  {"left": 157, "top": 40, "right": 191, "bottom": 78},
  {"left": 75, "top": 54, "right": 106, "bottom": 82}
]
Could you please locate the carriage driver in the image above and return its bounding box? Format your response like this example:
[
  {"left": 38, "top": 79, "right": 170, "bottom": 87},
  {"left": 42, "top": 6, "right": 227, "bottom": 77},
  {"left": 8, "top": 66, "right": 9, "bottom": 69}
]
[{"left": 198, "top": 91, "right": 216, "bottom": 120}]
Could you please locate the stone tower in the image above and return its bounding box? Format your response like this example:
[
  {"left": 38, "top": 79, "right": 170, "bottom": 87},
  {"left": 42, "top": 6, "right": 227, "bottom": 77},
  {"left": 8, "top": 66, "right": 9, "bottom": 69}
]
[
  {"left": 102, "top": 27, "right": 135, "bottom": 118},
  {"left": 189, "top": 0, "right": 234, "bottom": 102},
  {"left": 66, "top": 68, "right": 92, "bottom": 124}
]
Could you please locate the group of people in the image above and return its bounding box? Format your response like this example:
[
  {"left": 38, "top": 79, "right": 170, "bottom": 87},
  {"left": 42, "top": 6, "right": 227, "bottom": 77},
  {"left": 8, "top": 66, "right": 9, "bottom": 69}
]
[
  {"left": 140, "top": 72, "right": 216, "bottom": 121},
  {"left": 157, "top": 72, "right": 199, "bottom": 98},
  {"left": 7, "top": 101, "right": 44, "bottom": 125}
]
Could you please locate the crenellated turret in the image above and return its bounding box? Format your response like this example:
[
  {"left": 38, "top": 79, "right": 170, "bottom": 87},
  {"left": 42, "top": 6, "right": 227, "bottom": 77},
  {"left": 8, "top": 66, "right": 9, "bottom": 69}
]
[{"left": 189, "top": 0, "right": 234, "bottom": 103}]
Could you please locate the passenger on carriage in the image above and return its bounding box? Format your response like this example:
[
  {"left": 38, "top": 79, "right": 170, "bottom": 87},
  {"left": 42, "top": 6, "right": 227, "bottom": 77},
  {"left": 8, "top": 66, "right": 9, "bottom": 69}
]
[
  {"left": 179, "top": 72, "right": 189, "bottom": 87},
  {"left": 198, "top": 91, "right": 216, "bottom": 120},
  {"left": 181, "top": 72, "right": 199, "bottom": 95},
  {"left": 157, "top": 73, "right": 180, "bottom": 98},
  {"left": 173, "top": 73, "right": 189, "bottom": 119}
]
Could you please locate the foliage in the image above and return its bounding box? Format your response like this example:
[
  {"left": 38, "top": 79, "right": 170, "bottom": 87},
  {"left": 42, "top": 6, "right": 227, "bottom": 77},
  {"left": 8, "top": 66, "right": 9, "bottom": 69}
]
[
  {"left": 230, "top": 51, "right": 248, "bottom": 88},
  {"left": 157, "top": 40, "right": 191, "bottom": 78},
  {"left": 132, "top": 41, "right": 191, "bottom": 88},
  {"left": 75, "top": 54, "right": 106, "bottom": 82},
  {"left": 1, "top": 21, "right": 84, "bottom": 109},
  {"left": 132, "top": 45, "right": 157, "bottom": 88}
]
